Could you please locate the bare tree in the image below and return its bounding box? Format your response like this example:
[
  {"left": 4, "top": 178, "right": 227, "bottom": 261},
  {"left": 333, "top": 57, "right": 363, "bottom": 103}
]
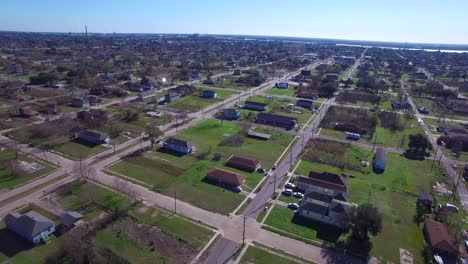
[{"left": 145, "top": 123, "right": 163, "bottom": 148}]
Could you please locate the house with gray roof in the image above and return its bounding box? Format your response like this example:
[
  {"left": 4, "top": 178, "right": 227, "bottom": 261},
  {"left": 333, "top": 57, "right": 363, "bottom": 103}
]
[{"left": 4, "top": 211, "right": 55, "bottom": 244}]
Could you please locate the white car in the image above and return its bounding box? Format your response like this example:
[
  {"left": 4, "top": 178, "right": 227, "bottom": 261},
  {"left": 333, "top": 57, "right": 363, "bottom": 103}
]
[
  {"left": 285, "top": 182, "right": 296, "bottom": 189},
  {"left": 293, "top": 192, "right": 304, "bottom": 199},
  {"left": 282, "top": 189, "right": 293, "bottom": 196},
  {"left": 288, "top": 203, "right": 299, "bottom": 210}
]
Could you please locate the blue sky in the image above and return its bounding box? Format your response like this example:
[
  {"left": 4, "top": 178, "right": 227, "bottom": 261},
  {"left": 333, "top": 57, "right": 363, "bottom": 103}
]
[{"left": 2, "top": 0, "right": 468, "bottom": 44}]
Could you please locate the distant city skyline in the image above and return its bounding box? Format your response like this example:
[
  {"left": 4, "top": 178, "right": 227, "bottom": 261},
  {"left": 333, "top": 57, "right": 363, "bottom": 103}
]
[{"left": 2, "top": 0, "right": 468, "bottom": 45}]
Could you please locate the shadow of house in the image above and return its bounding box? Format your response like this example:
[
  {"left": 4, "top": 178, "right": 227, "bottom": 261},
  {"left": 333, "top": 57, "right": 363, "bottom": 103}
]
[
  {"left": 0, "top": 228, "right": 35, "bottom": 258},
  {"left": 372, "top": 147, "right": 386, "bottom": 174},
  {"left": 156, "top": 146, "right": 187, "bottom": 157}
]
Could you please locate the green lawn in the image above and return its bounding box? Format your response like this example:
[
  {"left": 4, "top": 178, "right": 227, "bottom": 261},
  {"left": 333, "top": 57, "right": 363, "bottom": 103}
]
[
  {"left": 0, "top": 235, "right": 61, "bottom": 264},
  {"left": 51, "top": 139, "right": 107, "bottom": 160},
  {"left": 58, "top": 180, "right": 132, "bottom": 221},
  {"left": 130, "top": 206, "right": 214, "bottom": 250},
  {"left": 240, "top": 245, "right": 300, "bottom": 264},
  {"left": 264, "top": 87, "right": 297, "bottom": 97},
  {"left": 0, "top": 149, "right": 57, "bottom": 190},
  {"left": 108, "top": 119, "right": 294, "bottom": 214},
  {"left": 167, "top": 89, "right": 238, "bottom": 112},
  {"left": 295, "top": 144, "right": 451, "bottom": 263}
]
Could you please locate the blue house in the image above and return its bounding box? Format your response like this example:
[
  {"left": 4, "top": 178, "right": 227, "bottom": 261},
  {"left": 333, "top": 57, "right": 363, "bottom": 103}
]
[
  {"left": 201, "top": 90, "right": 217, "bottom": 99},
  {"left": 164, "top": 138, "right": 195, "bottom": 154},
  {"left": 4, "top": 211, "right": 56, "bottom": 244},
  {"left": 373, "top": 147, "right": 386, "bottom": 173},
  {"left": 277, "top": 82, "right": 289, "bottom": 89},
  {"left": 75, "top": 130, "right": 110, "bottom": 145},
  {"left": 244, "top": 101, "right": 268, "bottom": 111},
  {"left": 191, "top": 72, "right": 200, "bottom": 79},
  {"left": 223, "top": 109, "right": 241, "bottom": 120}
]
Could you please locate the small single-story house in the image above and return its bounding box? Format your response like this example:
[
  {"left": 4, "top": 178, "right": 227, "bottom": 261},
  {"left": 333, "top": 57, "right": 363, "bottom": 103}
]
[
  {"left": 226, "top": 155, "right": 261, "bottom": 172},
  {"left": 203, "top": 78, "right": 216, "bottom": 85},
  {"left": 301, "top": 70, "right": 312, "bottom": 77},
  {"left": 61, "top": 211, "right": 84, "bottom": 228},
  {"left": 297, "top": 200, "right": 345, "bottom": 227},
  {"left": 296, "top": 99, "right": 313, "bottom": 110},
  {"left": 4, "top": 211, "right": 56, "bottom": 244},
  {"left": 164, "top": 137, "right": 195, "bottom": 154},
  {"left": 206, "top": 168, "right": 246, "bottom": 188},
  {"left": 424, "top": 219, "right": 457, "bottom": 257},
  {"left": 246, "top": 130, "right": 271, "bottom": 140},
  {"left": 256, "top": 113, "right": 298, "bottom": 130},
  {"left": 297, "top": 172, "right": 347, "bottom": 194},
  {"left": 418, "top": 192, "right": 435, "bottom": 208},
  {"left": 276, "top": 82, "right": 289, "bottom": 89},
  {"left": 140, "top": 77, "right": 154, "bottom": 90},
  {"left": 75, "top": 130, "right": 110, "bottom": 145},
  {"left": 165, "top": 92, "right": 181, "bottom": 104},
  {"left": 443, "top": 132, "right": 468, "bottom": 151},
  {"left": 244, "top": 101, "right": 268, "bottom": 111},
  {"left": 296, "top": 91, "right": 318, "bottom": 100},
  {"left": 201, "top": 90, "right": 217, "bottom": 99},
  {"left": 19, "top": 106, "right": 38, "bottom": 117},
  {"left": 191, "top": 72, "right": 200, "bottom": 79},
  {"left": 391, "top": 100, "right": 411, "bottom": 111},
  {"left": 233, "top": 69, "right": 242, "bottom": 76},
  {"left": 71, "top": 98, "right": 90, "bottom": 108},
  {"left": 373, "top": 147, "right": 386, "bottom": 173},
  {"left": 138, "top": 90, "right": 155, "bottom": 101},
  {"left": 223, "top": 109, "right": 241, "bottom": 120}
]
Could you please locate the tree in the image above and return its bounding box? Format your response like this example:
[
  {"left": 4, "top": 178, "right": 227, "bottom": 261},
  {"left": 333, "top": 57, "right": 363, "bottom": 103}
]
[
  {"left": 408, "top": 133, "right": 432, "bottom": 153},
  {"left": 342, "top": 203, "right": 383, "bottom": 241},
  {"left": 145, "top": 123, "right": 163, "bottom": 148}
]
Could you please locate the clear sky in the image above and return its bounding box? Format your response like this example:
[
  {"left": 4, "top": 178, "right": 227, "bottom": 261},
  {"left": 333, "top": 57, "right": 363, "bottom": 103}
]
[{"left": 2, "top": 0, "right": 468, "bottom": 44}]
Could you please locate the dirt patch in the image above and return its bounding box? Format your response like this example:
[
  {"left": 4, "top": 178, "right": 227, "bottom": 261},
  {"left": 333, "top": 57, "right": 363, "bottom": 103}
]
[
  {"left": 134, "top": 206, "right": 149, "bottom": 215},
  {"left": 109, "top": 217, "right": 198, "bottom": 264}
]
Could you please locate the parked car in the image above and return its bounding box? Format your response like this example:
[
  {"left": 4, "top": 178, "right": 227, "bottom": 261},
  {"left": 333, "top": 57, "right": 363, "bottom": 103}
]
[
  {"left": 282, "top": 189, "right": 293, "bottom": 196},
  {"left": 257, "top": 168, "right": 266, "bottom": 173},
  {"left": 232, "top": 186, "right": 242, "bottom": 193},
  {"left": 285, "top": 182, "right": 296, "bottom": 189},
  {"left": 293, "top": 192, "right": 304, "bottom": 199},
  {"left": 272, "top": 165, "right": 277, "bottom": 170},
  {"left": 288, "top": 203, "right": 299, "bottom": 210}
]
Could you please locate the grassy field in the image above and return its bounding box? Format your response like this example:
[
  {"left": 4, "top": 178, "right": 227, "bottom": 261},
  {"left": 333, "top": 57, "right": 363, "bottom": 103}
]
[
  {"left": 0, "top": 149, "right": 57, "bottom": 190},
  {"left": 57, "top": 180, "right": 132, "bottom": 221},
  {"left": 167, "top": 89, "right": 238, "bottom": 112},
  {"left": 50, "top": 139, "right": 108, "bottom": 160},
  {"left": 293, "top": 142, "right": 452, "bottom": 263},
  {"left": 108, "top": 119, "right": 294, "bottom": 214},
  {"left": 241, "top": 95, "right": 315, "bottom": 126},
  {"left": 263, "top": 87, "right": 297, "bottom": 97},
  {"left": 240, "top": 245, "right": 301, "bottom": 264}
]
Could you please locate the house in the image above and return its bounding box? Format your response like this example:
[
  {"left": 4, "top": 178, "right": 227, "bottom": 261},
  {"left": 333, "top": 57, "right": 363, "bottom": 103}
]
[
  {"left": 223, "top": 109, "right": 241, "bottom": 120},
  {"left": 297, "top": 172, "right": 347, "bottom": 194},
  {"left": 201, "top": 90, "right": 217, "bottom": 99},
  {"left": 296, "top": 99, "right": 314, "bottom": 110},
  {"left": 191, "top": 71, "right": 200, "bottom": 79},
  {"left": 244, "top": 101, "right": 268, "bottom": 111},
  {"left": 373, "top": 147, "right": 386, "bottom": 173},
  {"left": 61, "top": 211, "right": 84, "bottom": 228},
  {"left": 138, "top": 90, "right": 155, "bottom": 101},
  {"left": 296, "top": 91, "right": 318, "bottom": 100},
  {"left": 140, "top": 77, "right": 154, "bottom": 90},
  {"left": 4, "top": 211, "right": 56, "bottom": 244},
  {"left": 205, "top": 168, "right": 246, "bottom": 188},
  {"left": 391, "top": 100, "right": 411, "bottom": 111},
  {"left": 325, "top": 74, "right": 339, "bottom": 82},
  {"left": 87, "top": 95, "right": 101, "bottom": 106},
  {"left": 226, "top": 155, "right": 261, "bottom": 172},
  {"left": 276, "top": 82, "right": 289, "bottom": 89},
  {"left": 246, "top": 130, "right": 271, "bottom": 140},
  {"left": 19, "top": 106, "right": 38, "bottom": 117},
  {"left": 418, "top": 192, "right": 435, "bottom": 208},
  {"left": 233, "top": 69, "right": 241, "bottom": 76},
  {"left": 256, "top": 113, "right": 298, "bottom": 130},
  {"left": 443, "top": 132, "right": 468, "bottom": 151},
  {"left": 71, "top": 98, "right": 89, "bottom": 108},
  {"left": 424, "top": 219, "right": 457, "bottom": 257},
  {"left": 165, "top": 92, "right": 181, "bottom": 104},
  {"left": 301, "top": 70, "right": 312, "bottom": 77},
  {"left": 203, "top": 78, "right": 216, "bottom": 85},
  {"left": 75, "top": 130, "right": 110, "bottom": 145},
  {"left": 164, "top": 138, "right": 195, "bottom": 154}
]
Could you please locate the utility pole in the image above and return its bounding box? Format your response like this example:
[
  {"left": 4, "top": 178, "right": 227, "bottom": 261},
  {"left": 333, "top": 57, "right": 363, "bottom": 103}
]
[
  {"left": 174, "top": 189, "right": 177, "bottom": 214},
  {"left": 79, "top": 153, "right": 83, "bottom": 179},
  {"left": 273, "top": 173, "right": 277, "bottom": 198}
]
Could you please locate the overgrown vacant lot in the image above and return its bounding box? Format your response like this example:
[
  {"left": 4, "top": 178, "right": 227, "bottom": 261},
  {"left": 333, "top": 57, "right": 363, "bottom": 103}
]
[
  {"left": 263, "top": 86, "right": 297, "bottom": 97},
  {"left": 240, "top": 95, "right": 315, "bottom": 126},
  {"left": 240, "top": 245, "right": 303, "bottom": 264},
  {"left": 320, "top": 105, "right": 425, "bottom": 148},
  {"left": 108, "top": 119, "right": 295, "bottom": 214},
  {"left": 0, "top": 148, "right": 56, "bottom": 190},
  {"left": 336, "top": 91, "right": 398, "bottom": 111},
  {"left": 290, "top": 139, "right": 453, "bottom": 263},
  {"left": 167, "top": 89, "right": 238, "bottom": 112}
]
